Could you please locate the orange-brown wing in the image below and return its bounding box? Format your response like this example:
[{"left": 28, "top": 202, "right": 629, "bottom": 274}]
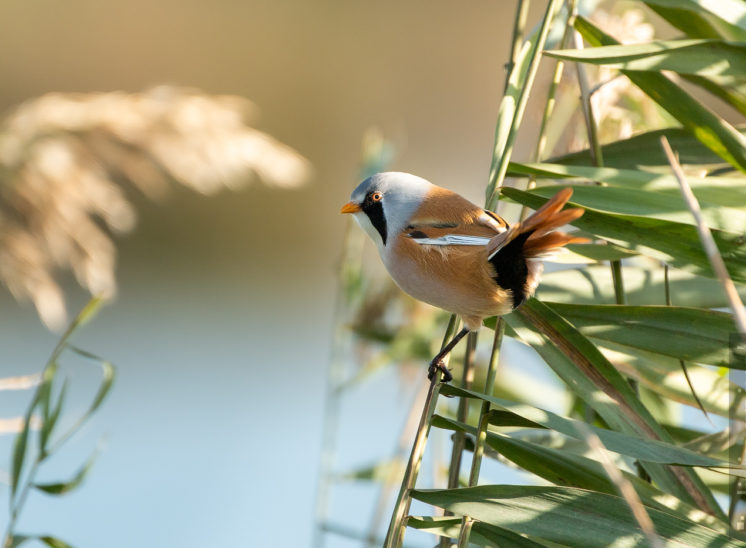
[{"left": 406, "top": 186, "right": 507, "bottom": 241}]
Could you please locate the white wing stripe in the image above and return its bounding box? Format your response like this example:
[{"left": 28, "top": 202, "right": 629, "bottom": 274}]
[{"left": 412, "top": 235, "right": 491, "bottom": 246}]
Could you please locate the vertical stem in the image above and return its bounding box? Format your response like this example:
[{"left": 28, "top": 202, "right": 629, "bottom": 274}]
[
  {"left": 467, "top": 321, "right": 503, "bottom": 486},
  {"left": 439, "top": 332, "right": 477, "bottom": 548},
  {"left": 664, "top": 263, "right": 671, "bottom": 304},
  {"left": 573, "top": 20, "right": 636, "bottom": 399},
  {"left": 610, "top": 259, "right": 634, "bottom": 393},
  {"left": 729, "top": 395, "right": 746, "bottom": 524},
  {"left": 505, "top": 0, "right": 531, "bottom": 94},
  {"left": 663, "top": 263, "right": 710, "bottom": 423},
  {"left": 457, "top": 320, "right": 505, "bottom": 547},
  {"left": 610, "top": 259, "right": 626, "bottom": 305},
  {"left": 569, "top": 11, "right": 644, "bottom": 441},
  {"left": 572, "top": 28, "right": 624, "bottom": 309},
  {"left": 383, "top": 315, "right": 459, "bottom": 548},
  {"left": 485, "top": 0, "right": 565, "bottom": 210},
  {"left": 574, "top": 30, "right": 604, "bottom": 167},
  {"left": 446, "top": 332, "right": 478, "bottom": 490},
  {"left": 520, "top": 0, "right": 576, "bottom": 222},
  {"left": 457, "top": 518, "right": 475, "bottom": 547}
]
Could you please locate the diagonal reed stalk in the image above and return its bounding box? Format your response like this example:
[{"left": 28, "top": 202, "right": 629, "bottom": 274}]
[
  {"left": 456, "top": 320, "right": 504, "bottom": 547},
  {"left": 661, "top": 136, "right": 746, "bottom": 526},
  {"left": 383, "top": 315, "right": 459, "bottom": 548},
  {"left": 578, "top": 424, "right": 665, "bottom": 548},
  {"left": 660, "top": 138, "right": 746, "bottom": 335},
  {"left": 438, "top": 331, "right": 478, "bottom": 548}
]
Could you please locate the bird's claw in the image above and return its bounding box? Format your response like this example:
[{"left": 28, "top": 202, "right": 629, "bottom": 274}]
[{"left": 428, "top": 359, "right": 453, "bottom": 383}]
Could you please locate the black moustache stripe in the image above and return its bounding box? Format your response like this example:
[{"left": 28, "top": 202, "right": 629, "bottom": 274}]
[{"left": 363, "top": 200, "right": 387, "bottom": 245}]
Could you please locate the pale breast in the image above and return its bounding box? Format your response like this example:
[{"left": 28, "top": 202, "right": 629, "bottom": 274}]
[{"left": 383, "top": 234, "right": 514, "bottom": 325}]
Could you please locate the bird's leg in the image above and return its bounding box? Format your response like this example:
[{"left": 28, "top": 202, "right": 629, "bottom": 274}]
[{"left": 428, "top": 327, "right": 470, "bottom": 383}]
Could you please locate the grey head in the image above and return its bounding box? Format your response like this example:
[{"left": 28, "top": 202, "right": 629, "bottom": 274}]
[{"left": 347, "top": 172, "right": 433, "bottom": 249}]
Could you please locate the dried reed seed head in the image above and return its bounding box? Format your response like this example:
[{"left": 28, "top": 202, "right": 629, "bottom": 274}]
[{"left": 0, "top": 86, "right": 312, "bottom": 329}]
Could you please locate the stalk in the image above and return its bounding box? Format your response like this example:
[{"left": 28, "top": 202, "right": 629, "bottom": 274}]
[
  {"left": 383, "top": 316, "right": 459, "bottom": 548},
  {"left": 446, "top": 332, "right": 478, "bottom": 491},
  {"left": 661, "top": 136, "right": 746, "bottom": 525},
  {"left": 663, "top": 263, "right": 711, "bottom": 423},
  {"left": 485, "top": 0, "right": 565, "bottom": 211},
  {"left": 505, "top": 0, "right": 530, "bottom": 94},
  {"left": 520, "top": 0, "right": 576, "bottom": 222},
  {"left": 457, "top": 320, "right": 505, "bottom": 547},
  {"left": 438, "top": 332, "right": 478, "bottom": 548}
]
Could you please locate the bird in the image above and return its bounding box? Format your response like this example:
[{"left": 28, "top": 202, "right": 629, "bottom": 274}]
[{"left": 340, "top": 172, "right": 586, "bottom": 382}]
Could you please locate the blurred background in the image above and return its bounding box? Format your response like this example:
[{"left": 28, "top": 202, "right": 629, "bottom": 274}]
[{"left": 0, "top": 1, "right": 554, "bottom": 546}]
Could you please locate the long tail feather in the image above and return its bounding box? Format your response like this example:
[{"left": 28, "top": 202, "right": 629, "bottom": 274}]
[
  {"left": 524, "top": 232, "right": 587, "bottom": 257},
  {"left": 487, "top": 188, "right": 586, "bottom": 259},
  {"left": 520, "top": 187, "right": 575, "bottom": 234}
]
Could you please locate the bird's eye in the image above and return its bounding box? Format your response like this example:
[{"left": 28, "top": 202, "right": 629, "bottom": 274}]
[{"left": 371, "top": 192, "right": 383, "bottom": 202}]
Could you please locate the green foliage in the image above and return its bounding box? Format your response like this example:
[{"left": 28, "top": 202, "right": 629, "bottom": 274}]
[
  {"left": 411, "top": 485, "right": 743, "bottom": 547},
  {"left": 3, "top": 298, "right": 115, "bottom": 548}
]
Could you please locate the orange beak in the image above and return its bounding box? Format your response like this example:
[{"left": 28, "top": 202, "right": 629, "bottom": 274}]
[{"left": 340, "top": 201, "right": 361, "bottom": 214}]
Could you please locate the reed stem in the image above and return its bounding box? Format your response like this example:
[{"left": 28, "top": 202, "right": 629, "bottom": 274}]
[
  {"left": 383, "top": 315, "right": 459, "bottom": 548},
  {"left": 505, "top": 0, "right": 530, "bottom": 94},
  {"left": 485, "top": 0, "right": 565, "bottom": 211},
  {"left": 661, "top": 136, "right": 746, "bottom": 525},
  {"left": 457, "top": 319, "right": 505, "bottom": 547}
]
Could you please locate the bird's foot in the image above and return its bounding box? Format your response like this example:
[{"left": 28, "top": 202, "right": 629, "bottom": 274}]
[{"left": 428, "top": 359, "right": 453, "bottom": 383}]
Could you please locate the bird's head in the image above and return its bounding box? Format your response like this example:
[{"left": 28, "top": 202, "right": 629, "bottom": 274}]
[{"left": 340, "top": 172, "right": 432, "bottom": 249}]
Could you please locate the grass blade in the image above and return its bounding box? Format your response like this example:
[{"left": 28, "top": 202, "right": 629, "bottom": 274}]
[
  {"left": 546, "top": 39, "right": 746, "bottom": 77},
  {"left": 412, "top": 485, "right": 744, "bottom": 546},
  {"left": 33, "top": 449, "right": 97, "bottom": 496}
]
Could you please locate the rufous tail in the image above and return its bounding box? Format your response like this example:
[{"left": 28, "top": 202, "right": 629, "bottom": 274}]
[{"left": 486, "top": 187, "right": 587, "bottom": 259}]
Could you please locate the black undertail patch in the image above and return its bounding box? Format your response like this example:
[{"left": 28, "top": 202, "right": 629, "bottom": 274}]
[{"left": 488, "top": 230, "right": 532, "bottom": 309}]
